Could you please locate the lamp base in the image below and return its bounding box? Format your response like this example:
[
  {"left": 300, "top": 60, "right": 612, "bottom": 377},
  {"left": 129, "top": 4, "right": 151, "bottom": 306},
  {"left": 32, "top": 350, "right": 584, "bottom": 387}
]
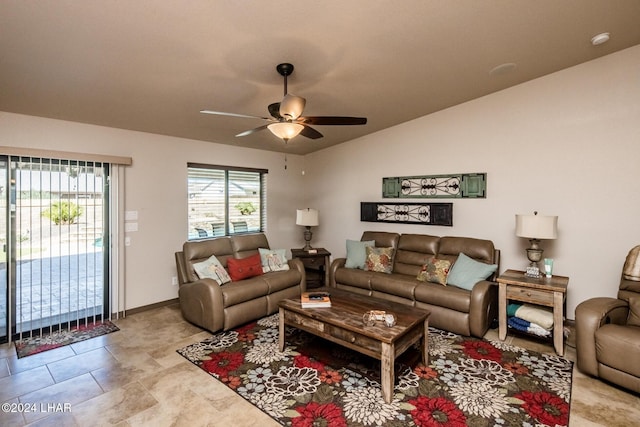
[{"left": 302, "top": 226, "right": 313, "bottom": 250}]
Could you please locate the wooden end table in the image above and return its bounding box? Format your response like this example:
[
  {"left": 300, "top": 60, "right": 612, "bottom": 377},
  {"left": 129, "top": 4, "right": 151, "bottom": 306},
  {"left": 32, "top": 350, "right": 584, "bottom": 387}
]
[
  {"left": 291, "top": 248, "right": 331, "bottom": 288},
  {"left": 279, "top": 287, "right": 430, "bottom": 403},
  {"left": 497, "top": 269, "right": 569, "bottom": 356}
]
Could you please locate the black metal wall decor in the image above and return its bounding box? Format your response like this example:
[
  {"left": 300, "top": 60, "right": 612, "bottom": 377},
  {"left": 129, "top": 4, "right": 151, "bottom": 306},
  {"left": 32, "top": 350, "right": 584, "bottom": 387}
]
[
  {"left": 382, "top": 173, "right": 486, "bottom": 198},
  {"left": 361, "top": 202, "right": 453, "bottom": 226}
]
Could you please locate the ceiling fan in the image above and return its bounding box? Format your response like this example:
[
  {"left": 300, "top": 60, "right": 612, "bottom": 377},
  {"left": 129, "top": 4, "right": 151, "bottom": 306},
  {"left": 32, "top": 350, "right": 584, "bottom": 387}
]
[{"left": 201, "top": 63, "right": 367, "bottom": 143}]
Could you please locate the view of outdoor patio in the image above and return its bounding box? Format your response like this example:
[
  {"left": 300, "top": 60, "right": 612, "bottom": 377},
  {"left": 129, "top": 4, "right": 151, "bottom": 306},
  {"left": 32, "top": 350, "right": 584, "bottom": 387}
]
[{"left": 0, "top": 161, "right": 106, "bottom": 340}]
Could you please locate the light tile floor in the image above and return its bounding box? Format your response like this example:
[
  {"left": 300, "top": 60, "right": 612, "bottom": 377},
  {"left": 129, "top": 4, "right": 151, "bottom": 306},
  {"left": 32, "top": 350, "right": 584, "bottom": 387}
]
[{"left": 0, "top": 304, "right": 638, "bottom": 426}]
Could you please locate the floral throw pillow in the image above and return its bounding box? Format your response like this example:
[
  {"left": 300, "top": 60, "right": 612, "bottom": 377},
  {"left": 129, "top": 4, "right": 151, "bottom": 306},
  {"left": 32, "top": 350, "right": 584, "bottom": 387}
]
[
  {"left": 364, "top": 246, "right": 394, "bottom": 274},
  {"left": 416, "top": 258, "right": 451, "bottom": 285}
]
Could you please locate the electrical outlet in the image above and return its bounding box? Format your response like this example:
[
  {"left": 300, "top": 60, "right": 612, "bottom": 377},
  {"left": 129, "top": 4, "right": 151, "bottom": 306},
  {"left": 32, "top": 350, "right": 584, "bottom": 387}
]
[{"left": 171, "top": 276, "right": 178, "bottom": 286}]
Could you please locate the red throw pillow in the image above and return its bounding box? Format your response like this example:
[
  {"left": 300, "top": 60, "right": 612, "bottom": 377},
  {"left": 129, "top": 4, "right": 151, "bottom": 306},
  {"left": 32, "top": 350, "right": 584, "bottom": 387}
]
[{"left": 227, "top": 253, "right": 264, "bottom": 281}]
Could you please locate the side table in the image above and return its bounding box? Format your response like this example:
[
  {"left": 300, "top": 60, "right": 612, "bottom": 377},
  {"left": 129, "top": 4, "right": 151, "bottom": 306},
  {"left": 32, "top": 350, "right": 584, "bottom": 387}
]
[
  {"left": 291, "top": 248, "right": 331, "bottom": 289},
  {"left": 497, "top": 269, "right": 569, "bottom": 356}
]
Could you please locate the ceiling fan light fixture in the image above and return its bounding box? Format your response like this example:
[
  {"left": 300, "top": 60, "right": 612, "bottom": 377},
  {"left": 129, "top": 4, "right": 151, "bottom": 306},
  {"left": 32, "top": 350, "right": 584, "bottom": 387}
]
[
  {"left": 280, "top": 94, "right": 306, "bottom": 120},
  {"left": 267, "top": 122, "right": 304, "bottom": 142}
]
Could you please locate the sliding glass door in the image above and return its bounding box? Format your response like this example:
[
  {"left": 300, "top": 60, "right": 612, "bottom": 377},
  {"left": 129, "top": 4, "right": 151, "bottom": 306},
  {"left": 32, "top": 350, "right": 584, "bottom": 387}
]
[{"left": 0, "top": 156, "right": 110, "bottom": 343}]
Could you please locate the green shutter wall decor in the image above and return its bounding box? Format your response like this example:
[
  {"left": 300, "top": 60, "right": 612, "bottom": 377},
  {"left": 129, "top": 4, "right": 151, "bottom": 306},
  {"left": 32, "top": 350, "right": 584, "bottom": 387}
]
[
  {"left": 382, "top": 173, "right": 486, "bottom": 198},
  {"left": 361, "top": 202, "right": 453, "bottom": 226}
]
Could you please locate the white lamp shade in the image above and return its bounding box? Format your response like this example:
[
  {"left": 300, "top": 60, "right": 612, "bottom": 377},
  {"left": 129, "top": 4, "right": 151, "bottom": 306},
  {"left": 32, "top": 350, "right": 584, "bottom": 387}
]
[
  {"left": 296, "top": 208, "right": 319, "bottom": 226},
  {"left": 268, "top": 122, "right": 304, "bottom": 140},
  {"left": 515, "top": 214, "right": 558, "bottom": 239}
]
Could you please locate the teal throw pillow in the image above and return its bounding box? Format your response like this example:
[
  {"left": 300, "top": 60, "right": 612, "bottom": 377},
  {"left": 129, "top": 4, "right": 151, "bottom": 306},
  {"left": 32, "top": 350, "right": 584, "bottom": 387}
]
[
  {"left": 446, "top": 252, "right": 497, "bottom": 291},
  {"left": 345, "top": 240, "right": 375, "bottom": 269}
]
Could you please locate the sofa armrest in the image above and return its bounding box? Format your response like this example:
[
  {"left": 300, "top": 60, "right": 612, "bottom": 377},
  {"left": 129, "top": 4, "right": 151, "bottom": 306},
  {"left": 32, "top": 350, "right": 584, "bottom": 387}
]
[
  {"left": 178, "top": 278, "right": 225, "bottom": 333},
  {"left": 287, "top": 258, "right": 307, "bottom": 292},
  {"left": 469, "top": 280, "right": 498, "bottom": 337},
  {"left": 575, "top": 297, "right": 629, "bottom": 376},
  {"left": 175, "top": 251, "right": 189, "bottom": 285},
  {"left": 329, "top": 258, "right": 347, "bottom": 287}
]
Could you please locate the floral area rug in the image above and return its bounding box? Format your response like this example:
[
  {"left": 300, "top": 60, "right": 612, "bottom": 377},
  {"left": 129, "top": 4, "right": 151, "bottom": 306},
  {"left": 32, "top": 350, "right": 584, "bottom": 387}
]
[
  {"left": 15, "top": 320, "right": 119, "bottom": 358},
  {"left": 177, "top": 314, "right": 573, "bottom": 426}
]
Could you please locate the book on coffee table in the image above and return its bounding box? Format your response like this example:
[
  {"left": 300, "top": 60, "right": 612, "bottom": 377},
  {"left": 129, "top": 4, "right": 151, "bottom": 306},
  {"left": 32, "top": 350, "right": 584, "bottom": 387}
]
[{"left": 300, "top": 291, "right": 331, "bottom": 308}]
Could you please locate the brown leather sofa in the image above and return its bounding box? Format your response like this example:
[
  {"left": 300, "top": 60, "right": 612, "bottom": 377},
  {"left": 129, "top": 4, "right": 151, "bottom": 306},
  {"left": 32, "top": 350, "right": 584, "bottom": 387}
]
[
  {"left": 329, "top": 231, "right": 500, "bottom": 338},
  {"left": 575, "top": 245, "right": 640, "bottom": 393},
  {"left": 175, "top": 233, "right": 306, "bottom": 333}
]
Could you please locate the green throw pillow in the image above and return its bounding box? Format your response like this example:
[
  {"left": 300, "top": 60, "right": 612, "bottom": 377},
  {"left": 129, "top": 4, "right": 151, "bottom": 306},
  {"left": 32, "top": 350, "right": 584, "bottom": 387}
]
[
  {"left": 345, "top": 239, "right": 375, "bottom": 269},
  {"left": 446, "top": 252, "right": 497, "bottom": 291}
]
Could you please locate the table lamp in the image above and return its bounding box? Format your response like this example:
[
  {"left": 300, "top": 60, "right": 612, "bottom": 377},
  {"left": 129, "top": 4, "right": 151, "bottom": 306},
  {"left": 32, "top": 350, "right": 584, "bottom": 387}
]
[
  {"left": 515, "top": 211, "right": 558, "bottom": 278},
  {"left": 296, "top": 208, "right": 319, "bottom": 250}
]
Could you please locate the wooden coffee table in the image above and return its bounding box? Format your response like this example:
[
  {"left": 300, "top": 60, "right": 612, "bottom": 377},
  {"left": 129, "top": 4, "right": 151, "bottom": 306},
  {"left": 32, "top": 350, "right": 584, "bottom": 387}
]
[{"left": 278, "top": 287, "right": 430, "bottom": 403}]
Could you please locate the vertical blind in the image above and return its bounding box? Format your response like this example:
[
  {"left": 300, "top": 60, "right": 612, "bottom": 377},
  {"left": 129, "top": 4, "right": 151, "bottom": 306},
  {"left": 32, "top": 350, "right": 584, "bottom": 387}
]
[
  {"left": 0, "top": 147, "right": 130, "bottom": 343},
  {"left": 11, "top": 158, "right": 108, "bottom": 338}
]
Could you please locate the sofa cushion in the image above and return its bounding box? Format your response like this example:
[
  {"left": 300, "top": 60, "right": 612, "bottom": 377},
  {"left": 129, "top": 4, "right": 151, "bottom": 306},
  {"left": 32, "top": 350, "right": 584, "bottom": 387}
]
[
  {"left": 595, "top": 324, "right": 640, "bottom": 378},
  {"left": 417, "top": 258, "right": 451, "bottom": 285},
  {"left": 227, "top": 253, "right": 264, "bottom": 281},
  {"left": 262, "top": 269, "right": 303, "bottom": 293},
  {"left": 221, "top": 277, "right": 270, "bottom": 307},
  {"left": 183, "top": 237, "right": 234, "bottom": 282},
  {"left": 192, "top": 254, "right": 232, "bottom": 285},
  {"left": 258, "top": 248, "right": 290, "bottom": 273},
  {"left": 446, "top": 253, "right": 497, "bottom": 290},
  {"left": 231, "top": 233, "right": 270, "bottom": 258},
  {"left": 365, "top": 246, "right": 394, "bottom": 273},
  {"left": 370, "top": 273, "right": 417, "bottom": 300},
  {"left": 394, "top": 234, "right": 440, "bottom": 276},
  {"left": 345, "top": 239, "right": 375, "bottom": 269},
  {"left": 414, "top": 281, "right": 472, "bottom": 313},
  {"left": 439, "top": 236, "right": 495, "bottom": 263},
  {"left": 334, "top": 267, "right": 373, "bottom": 291},
  {"left": 627, "top": 295, "right": 640, "bottom": 327},
  {"left": 361, "top": 231, "right": 400, "bottom": 249}
]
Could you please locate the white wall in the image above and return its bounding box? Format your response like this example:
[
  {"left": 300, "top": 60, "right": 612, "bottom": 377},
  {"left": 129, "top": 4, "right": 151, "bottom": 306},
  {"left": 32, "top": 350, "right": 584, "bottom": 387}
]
[
  {"left": 1, "top": 45, "right": 638, "bottom": 317},
  {"left": 305, "top": 45, "right": 640, "bottom": 319},
  {"left": 0, "top": 113, "right": 307, "bottom": 309}
]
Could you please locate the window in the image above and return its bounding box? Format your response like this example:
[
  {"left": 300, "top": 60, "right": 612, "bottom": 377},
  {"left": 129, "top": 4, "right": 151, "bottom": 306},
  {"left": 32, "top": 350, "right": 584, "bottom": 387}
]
[{"left": 187, "top": 163, "right": 267, "bottom": 239}]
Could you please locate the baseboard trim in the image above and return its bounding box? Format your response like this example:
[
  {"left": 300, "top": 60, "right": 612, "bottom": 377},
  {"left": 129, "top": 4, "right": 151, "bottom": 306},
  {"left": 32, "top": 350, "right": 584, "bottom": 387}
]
[{"left": 112, "top": 298, "right": 179, "bottom": 318}]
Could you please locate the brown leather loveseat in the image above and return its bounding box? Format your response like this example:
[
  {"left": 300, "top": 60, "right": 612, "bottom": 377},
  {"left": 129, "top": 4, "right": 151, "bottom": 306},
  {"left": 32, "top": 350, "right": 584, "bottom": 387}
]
[
  {"left": 575, "top": 245, "right": 640, "bottom": 393},
  {"left": 175, "top": 233, "right": 305, "bottom": 333},
  {"left": 329, "top": 231, "right": 500, "bottom": 338}
]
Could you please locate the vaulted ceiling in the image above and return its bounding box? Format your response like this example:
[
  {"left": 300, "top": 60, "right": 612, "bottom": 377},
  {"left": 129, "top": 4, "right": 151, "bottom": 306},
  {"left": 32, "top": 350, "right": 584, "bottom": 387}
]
[{"left": 2, "top": 1, "right": 639, "bottom": 154}]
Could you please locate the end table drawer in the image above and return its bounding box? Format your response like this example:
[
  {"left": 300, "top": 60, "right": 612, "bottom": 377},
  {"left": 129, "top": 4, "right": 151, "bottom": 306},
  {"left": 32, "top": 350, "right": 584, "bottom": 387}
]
[
  {"left": 506, "top": 286, "right": 553, "bottom": 306},
  {"left": 301, "top": 257, "right": 323, "bottom": 270}
]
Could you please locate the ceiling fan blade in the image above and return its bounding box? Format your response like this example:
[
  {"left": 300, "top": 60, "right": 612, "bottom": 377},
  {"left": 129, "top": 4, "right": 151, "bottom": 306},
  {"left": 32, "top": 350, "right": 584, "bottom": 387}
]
[
  {"left": 268, "top": 103, "right": 282, "bottom": 119},
  {"left": 300, "top": 124, "right": 323, "bottom": 139},
  {"left": 300, "top": 116, "right": 367, "bottom": 126},
  {"left": 280, "top": 94, "right": 306, "bottom": 120},
  {"left": 236, "top": 124, "right": 270, "bottom": 137},
  {"left": 200, "top": 110, "right": 270, "bottom": 120}
]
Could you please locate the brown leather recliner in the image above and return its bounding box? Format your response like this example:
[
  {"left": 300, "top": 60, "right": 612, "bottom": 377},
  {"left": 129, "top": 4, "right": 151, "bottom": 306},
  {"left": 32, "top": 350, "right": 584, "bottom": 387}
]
[
  {"left": 175, "top": 233, "right": 306, "bottom": 333},
  {"left": 575, "top": 245, "right": 640, "bottom": 394}
]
